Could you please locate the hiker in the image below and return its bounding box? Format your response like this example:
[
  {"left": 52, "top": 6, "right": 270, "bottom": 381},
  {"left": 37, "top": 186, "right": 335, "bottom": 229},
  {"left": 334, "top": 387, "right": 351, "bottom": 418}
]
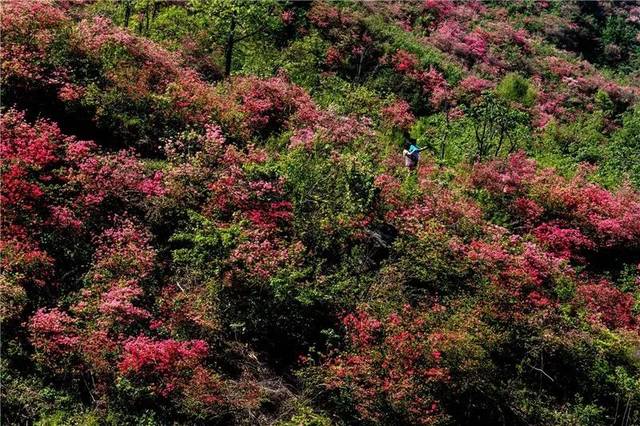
[{"left": 403, "top": 141, "right": 429, "bottom": 170}]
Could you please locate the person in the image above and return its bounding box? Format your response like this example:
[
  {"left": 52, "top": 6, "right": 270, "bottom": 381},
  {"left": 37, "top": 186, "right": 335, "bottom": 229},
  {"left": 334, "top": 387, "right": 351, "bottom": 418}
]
[{"left": 402, "top": 141, "right": 429, "bottom": 170}]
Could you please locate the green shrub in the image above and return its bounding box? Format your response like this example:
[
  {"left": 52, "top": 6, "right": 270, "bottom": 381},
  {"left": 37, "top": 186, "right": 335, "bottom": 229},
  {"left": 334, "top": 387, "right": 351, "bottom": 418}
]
[{"left": 496, "top": 73, "right": 536, "bottom": 106}]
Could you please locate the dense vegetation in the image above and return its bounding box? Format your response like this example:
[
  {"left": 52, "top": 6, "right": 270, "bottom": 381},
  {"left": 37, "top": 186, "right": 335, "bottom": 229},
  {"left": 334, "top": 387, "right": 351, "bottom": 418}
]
[{"left": 1, "top": 1, "right": 639, "bottom": 424}]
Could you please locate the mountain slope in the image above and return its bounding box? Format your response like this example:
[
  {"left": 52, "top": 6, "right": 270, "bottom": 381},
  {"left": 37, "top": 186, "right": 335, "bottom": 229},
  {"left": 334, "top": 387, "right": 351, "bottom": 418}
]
[{"left": 1, "top": 1, "right": 639, "bottom": 425}]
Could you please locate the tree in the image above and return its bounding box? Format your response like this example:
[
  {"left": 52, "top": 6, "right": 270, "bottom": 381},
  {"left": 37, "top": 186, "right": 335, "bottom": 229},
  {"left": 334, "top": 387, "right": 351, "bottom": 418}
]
[
  {"left": 467, "top": 93, "right": 529, "bottom": 159},
  {"left": 190, "top": 0, "right": 283, "bottom": 76},
  {"left": 117, "top": 0, "right": 164, "bottom": 34},
  {"left": 602, "top": 15, "right": 638, "bottom": 65},
  {"left": 601, "top": 106, "right": 640, "bottom": 188}
]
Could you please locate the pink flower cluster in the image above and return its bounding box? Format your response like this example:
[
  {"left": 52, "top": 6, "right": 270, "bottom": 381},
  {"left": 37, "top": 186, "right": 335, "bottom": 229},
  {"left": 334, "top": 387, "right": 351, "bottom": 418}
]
[
  {"left": 225, "top": 75, "right": 316, "bottom": 138},
  {"left": 458, "top": 75, "right": 493, "bottom": 95},
  {"left": 470, "top": 151, "right": 537, "bottom": 195},
  {"left": 91, "top": 219, "right": 157, "bottom": 280},
  {"left": 66, "top": 149, "right": 165, "bottom": 209},
  {"left": 382, "top": 100, "right": 416, "bottom": 129},
  {"left": 431, "top": 21, "right": 487, "bottom": 62},
  {"left": 98, "top": 281, "right": 151, "bottom": 326},
  {"left": 391, "top": 50, "right": 451, "bottom": 108},
  {"left": 472, "top": 153, "right": 640, "bottom": 249},
  {"left": 28, "top": 308, "right": 80, "bottom": 362},
  {"left": 1, "top": 0, "right": 69, "bottom": 84},
  {"left": 533, "top": 223, "right": 594, "bottom": 260}
]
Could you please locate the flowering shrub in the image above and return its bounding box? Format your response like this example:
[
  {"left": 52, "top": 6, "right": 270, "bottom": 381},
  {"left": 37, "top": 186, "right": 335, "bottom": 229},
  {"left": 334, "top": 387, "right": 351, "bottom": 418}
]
[
  {"left": 298, "top": 111, "right": 374, "bottom": 148},
  {"left": 90, "top": 219, "right": 156, "bottom": 282},
  {"left": 577, "top": 280, "right": 637, "bottom": 330},
  {"left": 423, "top": 0, "right": 455, "bottom": 18},
  {"left": 470, "top": 151, "right": 538, "bottom": 195},
  {"left": 1, "top": 109, "right": 64, "bottom": 217},
  {"left": 309, "top": 2, "right": 380, "bottom": 81},
  {"left": 458, "top": 75, "right": 493, "bottom": 96},
  {"left": 323, "top": 307, "right": 449, "bottom": 425},
  {"left": 74, "top": 15, "right": 220, "bottom": 126},
  {"left": 392, "top": 50, "right": 420, "bottom": 74},
  {"left": 431, "top": 21, "right": 487, "bottom": 62},
  {"left": 533, "top": 223, "right": 595, "bottom": 261},
  {"left": 3, "top": 2, "right": 640, "bottom": 425},
  {"left": 28, "top": 308, "right": 80, "bottom": 370},
  {"left": 532, "top": 171, "right": 640, "bottom": 248},
  {"left": 118, "top": 336, "right": 210, "bottom": 397},
  {"left": 65, "top": 149, "right": 165, "bottom": 211},
  {"left": 219, "top": 75, "right": 316, "bottom": 139},
  {"left": 391, "top": 50, "right": 451, "bottom": 108},
  {"left": 98, "top": 282, "right": 151, "bottom": 326},
  {"left": 0, "top": 228, "right": 53, "bottom": 289},
  {"left": 471, "top": 153, "right": 640, "bottom": 250},
  {"left": 0, "top": 0, "right": 69, "bottom": 86},
  {"left": 512, "top": 197, "right": 544, "bottom": 226},
  {"left": 382, "top": 99, "right": 416, "bottom": 129},
  {"left": 377, "top": 164, "right": 483, "bottom": 235},
  {"left": 229, "top": 231, "right": 303, "bottom": 281}
]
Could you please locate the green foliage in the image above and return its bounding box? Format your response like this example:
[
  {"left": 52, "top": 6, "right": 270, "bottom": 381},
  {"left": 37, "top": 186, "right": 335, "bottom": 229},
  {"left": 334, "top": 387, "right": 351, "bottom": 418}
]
[
  {"left": 599, "top": 106, "right": 640, "bottom": 188},
  {"left": 281, "top": 33, "right": 330, "bottom": 90},
  {"left": 594, "top": 89, "right": 615, "bottom": 117},
  {"left": 388, "top": 225, "right": 471, "bottom": 299},
  {"left": 602, "top": 15, "right": 639, "bottom": 63},
  {"left": 189, "top": 0, "right": 283, "bottom": 75},
  {"left": 36, "top": 411, "right": 101, "bottom": 426},
  {"left": 538, "top": 107, "right": 640, "bottom": 189},
  {"left": 276, "top": 405, "right": 332, "bottom": 426},
  {"left": 537, "top": 112, "right": 607, "bottom": 170},
  {"left": 280, "top": 145, "right": 377, "bottom": 255},
  {"left": 3, "top": 1, "right": 640, "bottom": 424},
  {"left": 467, "top": 93, "right": 530, "bottom": 159},
  {"left": 147, "top": 6, "right": 200, "bottom": 47},
  {"left": 313, "top": 76, "right": 384, "bottom": 117},
  {"left": 496, "top": 73, "right": 536, "bottom": 106},
  {"left": 170, "top": 211, "right": 241, "bottom": 286},
  {"left": 410, "top": 114, "right": 443, "bottom": 156}
]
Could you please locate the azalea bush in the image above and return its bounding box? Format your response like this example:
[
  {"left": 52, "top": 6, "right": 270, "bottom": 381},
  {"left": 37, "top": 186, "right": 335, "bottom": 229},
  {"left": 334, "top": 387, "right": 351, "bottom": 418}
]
[{"left": 2, "top": 1, "right": 640, "bottom": 425}]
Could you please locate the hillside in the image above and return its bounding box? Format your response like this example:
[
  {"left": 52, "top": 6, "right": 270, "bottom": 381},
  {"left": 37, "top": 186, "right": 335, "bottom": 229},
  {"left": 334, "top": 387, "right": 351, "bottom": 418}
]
[{"left": 1, "top": 1, "right": 640, "bottom": 425}]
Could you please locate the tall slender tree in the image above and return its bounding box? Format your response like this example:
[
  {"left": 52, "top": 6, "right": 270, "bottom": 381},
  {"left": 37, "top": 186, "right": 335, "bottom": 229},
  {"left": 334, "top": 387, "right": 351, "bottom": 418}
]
[{"left": 191, "top": 0, "right": 283, "bottom": 77}]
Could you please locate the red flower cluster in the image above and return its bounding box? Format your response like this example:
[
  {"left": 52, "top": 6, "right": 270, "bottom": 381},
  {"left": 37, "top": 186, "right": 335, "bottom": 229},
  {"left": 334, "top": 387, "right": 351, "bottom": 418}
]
[
  {"left": 431, "top": 21, "right": 487, "bottom": 62},
  {"left": 577, "top": 280, "right": 637, "bottom": 330},
  {"left": 325, "top": 307, "right": 448, "bottom": 425},
  {"left": 533, "top": 223, "right": 595, "bottom": 260},
  {"left": 119, "top": 336, "right": 210, "bottom": 397}
]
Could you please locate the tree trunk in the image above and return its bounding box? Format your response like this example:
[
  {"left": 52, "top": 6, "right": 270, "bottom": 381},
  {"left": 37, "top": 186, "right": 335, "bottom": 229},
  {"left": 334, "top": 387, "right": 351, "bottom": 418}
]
[
  {"left": 495, "top": 126, "right": 505, "bottom": 157},
  {"left": 356, "top": 48, "right": 365, "bottom": 83},
  {"left": 145, "top": 0, "right": 151, "bottom": 34},
  {"left": 440, "top": 101, "right": 450, "bottom": 163},
  {"left": 152, "top": 1, "right": 160, "bottom": 22},
  {"left": 137, "top": 10, "right": 144, "bottom": 34},
  {"left": 124, "top": 1, "right": 131, "bottom": 27},
  {"left": 224, "top": 13, "right": 237, "bottom": 77}
]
